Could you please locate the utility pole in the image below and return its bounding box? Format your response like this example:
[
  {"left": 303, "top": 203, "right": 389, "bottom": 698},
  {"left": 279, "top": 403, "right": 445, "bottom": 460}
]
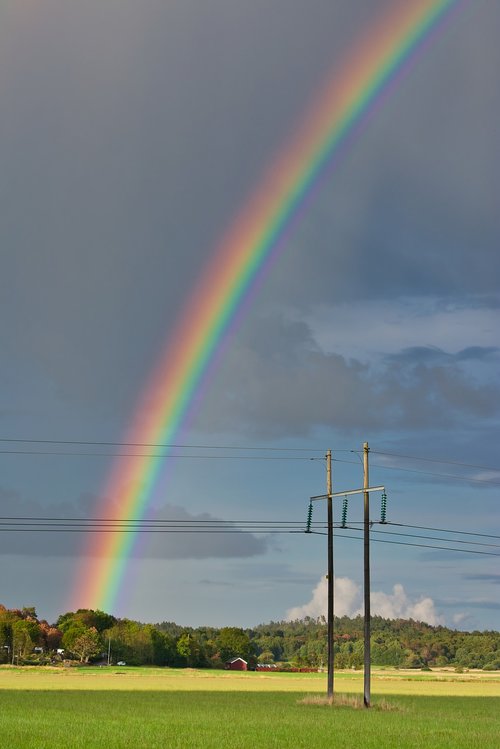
[
  {"left": 363, "top": 441, "right": 371, "bottom": 708},
  {"left": 308, "top": 443, "right": 384, "bottom": 709},
  {"left": 326, "top": 449, "right": 334, "bottom": 700}
]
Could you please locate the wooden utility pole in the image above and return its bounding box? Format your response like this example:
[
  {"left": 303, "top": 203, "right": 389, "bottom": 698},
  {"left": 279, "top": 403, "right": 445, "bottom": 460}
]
[
  {"left": 363, "top": 441, "right": 371, "bottom": 708},
  {"left": 326, "top": 449, "right": 334, "bottom": 699},
  {"left": 308, "top": 444, "right": 384, "bottom": 707}
]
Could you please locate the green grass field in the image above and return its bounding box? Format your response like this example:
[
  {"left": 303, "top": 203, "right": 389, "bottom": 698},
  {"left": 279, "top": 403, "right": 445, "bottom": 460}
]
[{"left": 1, "top": 667, "right": 499, "bottom": 748}]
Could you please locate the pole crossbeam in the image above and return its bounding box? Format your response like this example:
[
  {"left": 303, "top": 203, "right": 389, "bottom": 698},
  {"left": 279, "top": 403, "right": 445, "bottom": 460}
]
[{"left": 310, "top": 486, "right": 384, "bottom": 501}]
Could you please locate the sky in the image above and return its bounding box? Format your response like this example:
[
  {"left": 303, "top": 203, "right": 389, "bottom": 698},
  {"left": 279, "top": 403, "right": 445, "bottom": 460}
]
[{"left": 1, "top": 0, "right": 499, "bottom": 632}]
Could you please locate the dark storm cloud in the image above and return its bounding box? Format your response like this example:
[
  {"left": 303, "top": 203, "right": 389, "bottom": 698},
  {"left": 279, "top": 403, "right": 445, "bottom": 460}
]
[
  {"left": 0, "top": 0, "right": 366, "bottom": 419},
  {"left": 256, "top": 2, "right": 500, "bottom": 310},
  {"left": 2, "top": 0, "right": 499, "bottom": 421}
]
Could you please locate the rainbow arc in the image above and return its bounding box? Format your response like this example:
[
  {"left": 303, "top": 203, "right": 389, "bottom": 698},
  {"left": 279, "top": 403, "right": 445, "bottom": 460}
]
[{"left": 72, "top": 0, "right": 463, "bottom": 613}]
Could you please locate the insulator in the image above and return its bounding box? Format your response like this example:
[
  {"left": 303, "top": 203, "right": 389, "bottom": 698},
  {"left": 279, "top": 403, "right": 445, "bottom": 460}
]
[
  {"left": 341, "top": 496, "right": 348, "bottom": 528},
  {"left": 380, "top": 492, "right": 387, "bottom": 524},
  {"left": 305, "top": 501, "right": 313, "bottom": 533}
]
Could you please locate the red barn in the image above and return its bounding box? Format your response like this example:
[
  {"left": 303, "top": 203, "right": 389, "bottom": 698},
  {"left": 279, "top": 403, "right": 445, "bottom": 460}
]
[{"left": 225, "top": 657, "right": 248, "bottom": 671}]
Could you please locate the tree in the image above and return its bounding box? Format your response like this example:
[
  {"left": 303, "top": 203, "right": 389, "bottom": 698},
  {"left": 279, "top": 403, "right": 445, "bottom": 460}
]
[
  {"left": 39, "top": 621, "right": 63, "bottom": 652},
  {"left": 217, "top": 627, "right": 252, "bottom": 664},
  {"left": 12, "top": 619, "right": 41, "bottom": 661},
  {"left": 67, "top": 627, "right": 102, "bottom": 663},
  {"left": 62, "top": 623, "right": 102, "bottom": 662},
  {"left": 176, "top": 633, "right": 202, "bottom": 667},
  {"left": 258, "top": 650, "right": 275, "bottom": 664},
  {"left": 57, "top": 609, "right": 116, "bottom": 634}
]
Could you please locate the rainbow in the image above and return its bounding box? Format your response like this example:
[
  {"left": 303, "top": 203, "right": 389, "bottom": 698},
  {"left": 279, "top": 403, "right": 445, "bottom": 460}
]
[{"left": 73, "top": 0, "right": 464, "bottom": 613}]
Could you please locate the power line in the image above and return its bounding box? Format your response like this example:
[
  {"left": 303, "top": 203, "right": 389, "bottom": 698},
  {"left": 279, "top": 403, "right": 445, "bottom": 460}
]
[
  {"left": 4, "top": 447, "right": 497, "bottom": 483},
  {"left": 2, "top": 438, "right": 497, "bottom": 485},
  {"left": 3, "top": 439, "right": 496, "bottom": 471},
  {"left": 1, "top": 525, "right": 498, "bottom": 553},
  {"left": 0, "top": 437, "right": 328, "bottom": 453},
  {"left": 339, "top": 521, "right": 500, "bottom": 540},
  {"left": 0, "top": 520, "right": 319, "bottom": 529},
  {"left": 368, "top": 450, "right": 499, "bottom": 473},
  {"left": 307, "top": 530, "right": 500, "bottom": 557},
  {"left": 370, "top": 464, "right": 500, "bottom": 485},
  {"left": 1, "top": 515, "right": 499, "bottom": 557},
  {"left": 332, "top": 456, "right": 500, "bottom": 485},
  {"left": 0, "top": 450, "right": 318, "bottom": 460},
  {"left": 386, "top": 521, "right": 500, "bottom": 540},
  {"left": 0, "top": 516, "right": 497, "bottom": 538},
  {"left": 0, "top": 517, "right": 318, "bottom": 524},
  {"left": 0, "top": 525, "right": 312, "bottom": 533},
  {"left": 368, "top": 528, "right": 500, "bottom": 549}
]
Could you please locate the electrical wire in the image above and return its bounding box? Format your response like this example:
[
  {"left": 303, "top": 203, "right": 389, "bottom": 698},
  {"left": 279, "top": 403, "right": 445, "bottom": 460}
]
[
  {"left": 332, "top": 456, "right": 500, "bottom": 485},
  {"left": 2, "top": 437, "right": 497, "bottom": 485},
  {"left": 336, "top": 521, "right": 500, "bottom": 540},
  {"left": 0, "top": 450, "right": 318, "bottom": 460},
  {"left": 0, "top": 437, "right": 328, "bottom": 453},
  {"left": 1, "top": 439, "right": 496, "bottom": 471},
  {"left": 3, "top": 447, "right": 497, "bottom": 483},
  {"left": 307, "top": 530, "right": 500, "bottom": 556},
  {"left": 368, "top": 450, "right": 499, "bottom": 473},
  {"left": 369, "top": 464, "right": 500, "bottom": 485},
  {"left": 386, "top": 521, "right": 500, "bottom": 540},
  {"left": 368, "top": 527, "right": 500, "bottom": 549},
  {"left": 1, "top": 514, "right": 499, "bottom": 559}
]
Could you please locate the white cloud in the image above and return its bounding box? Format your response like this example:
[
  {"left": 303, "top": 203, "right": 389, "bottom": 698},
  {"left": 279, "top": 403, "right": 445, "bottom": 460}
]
[
  {"left": 286, "top": 576, "right": 360, "bottom": 621},
  {"left": 371, "top": 584, "right": 444, "bottom": 626},
  {"left": 286, "top": 577, "right": 444, "bottom": 626}
]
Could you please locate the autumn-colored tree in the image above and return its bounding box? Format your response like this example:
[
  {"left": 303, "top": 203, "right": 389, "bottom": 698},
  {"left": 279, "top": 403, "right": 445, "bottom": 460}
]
[{"left": 39, "top": 621, "right": 63, "bottom": 651}]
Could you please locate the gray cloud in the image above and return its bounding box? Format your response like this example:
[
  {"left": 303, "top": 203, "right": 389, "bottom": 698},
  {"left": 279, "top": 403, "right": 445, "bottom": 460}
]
[
  {"left": 463, "top": 574, "right": 500, "bottom": 585},
  {"left": 195, "top": 316, "right": 500, "bottom": 436},
  {"left": 2, "top": 1, "right": 499, "bottom": 421},
  {"left": 439, "top": 599, "right": 500, "bottom": 611},
  {"left": 1, "top": 2, "right": 499, "bottom": 629},
  {"left": 387, "top": 346, "right": 499, "bottom": 365},
  {"left": 0, "top": 489, "right": 268, "bottom": 560}
]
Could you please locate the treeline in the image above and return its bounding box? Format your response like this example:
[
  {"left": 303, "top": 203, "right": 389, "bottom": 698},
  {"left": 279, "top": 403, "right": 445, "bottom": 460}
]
[{"left": 1, "top": 604, "right": 499, "bottom": 670}]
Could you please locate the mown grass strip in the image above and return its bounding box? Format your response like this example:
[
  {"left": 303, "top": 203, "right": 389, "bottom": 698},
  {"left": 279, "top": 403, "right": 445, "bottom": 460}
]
[{"left": 1, "top": 689, "right": 499, "bottom": 749}]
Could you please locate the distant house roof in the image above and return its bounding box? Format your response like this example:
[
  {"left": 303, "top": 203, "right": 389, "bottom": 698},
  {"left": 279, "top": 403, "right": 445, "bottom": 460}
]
[{"left": 225, "top": 656, "right": 249, "bottom": 670}]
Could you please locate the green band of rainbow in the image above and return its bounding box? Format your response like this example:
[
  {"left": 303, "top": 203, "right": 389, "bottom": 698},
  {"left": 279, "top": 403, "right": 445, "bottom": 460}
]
[{"left": 72, "top": 0, "right": 463, "bottom": 613}]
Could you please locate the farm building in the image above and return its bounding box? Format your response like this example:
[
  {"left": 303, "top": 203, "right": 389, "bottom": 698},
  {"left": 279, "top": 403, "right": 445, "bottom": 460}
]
[{"left": 225, "top": 657, "right": 248, "bottom": 671}]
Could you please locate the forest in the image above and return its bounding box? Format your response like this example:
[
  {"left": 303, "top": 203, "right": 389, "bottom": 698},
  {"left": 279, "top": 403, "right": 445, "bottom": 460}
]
[{"left": 1, "top": 604, "right": 499, "bottom": 670}]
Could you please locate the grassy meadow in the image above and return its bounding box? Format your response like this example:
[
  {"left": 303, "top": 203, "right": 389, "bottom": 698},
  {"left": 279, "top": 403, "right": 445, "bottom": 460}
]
[{"left": 1, "top": 666, "right": 499, "bottom": 749}]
